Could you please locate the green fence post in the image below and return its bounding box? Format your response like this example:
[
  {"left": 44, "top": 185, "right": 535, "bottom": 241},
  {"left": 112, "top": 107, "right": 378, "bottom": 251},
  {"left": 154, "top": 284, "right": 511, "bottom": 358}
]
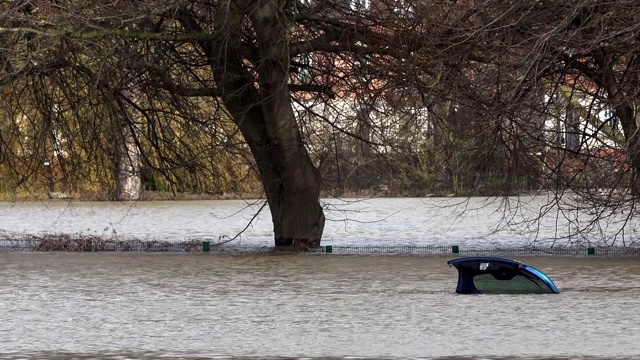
[
  {"left": 203, "top": 241, "right": 210, "bottom": 252},
  {"left": 587, "top": 247, "right": 595, "bottom": 255},
  {"left": 325, "top": 245, "right": 333, "bottom": 254},
  {"left": 452, "top": 245, "right": 460, "bottom": 254}
]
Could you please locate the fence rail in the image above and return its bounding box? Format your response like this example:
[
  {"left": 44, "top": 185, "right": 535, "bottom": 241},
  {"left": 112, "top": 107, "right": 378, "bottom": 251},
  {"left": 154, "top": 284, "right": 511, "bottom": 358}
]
[{"left": 1, "top": 236, "right": 640, "bottom": 256}]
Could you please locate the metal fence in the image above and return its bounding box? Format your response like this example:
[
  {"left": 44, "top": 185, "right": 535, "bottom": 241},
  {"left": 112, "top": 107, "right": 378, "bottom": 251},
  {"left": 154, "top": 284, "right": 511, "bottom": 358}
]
[
  {"left": 1, "top": 236, "right": 640, "bottom": 256},
  {"left": 316, "top": 245, "right": 640, "bottom": 256}
]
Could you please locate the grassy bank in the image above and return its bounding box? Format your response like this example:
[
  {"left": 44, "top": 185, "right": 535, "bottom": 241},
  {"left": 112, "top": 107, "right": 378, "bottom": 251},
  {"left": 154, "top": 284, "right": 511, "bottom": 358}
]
[{"left": 0, "top": 190, "right": 265, "bottom": 202}]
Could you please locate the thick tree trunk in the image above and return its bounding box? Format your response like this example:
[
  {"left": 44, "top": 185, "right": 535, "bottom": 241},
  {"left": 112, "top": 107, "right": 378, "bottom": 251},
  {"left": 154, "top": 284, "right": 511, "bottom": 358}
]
[
  {"left": 115, "top": 91, "right": 141, "bottom": 201},
  {"left": 116, "top": 124, "right": 141, "bottom": 201},
  {"left": 230, "top": 104, "right": 325, "bottom": 248},
  {"left": 203, "top": 2, "right": 325, "bottom": 248},
  {"left": 255, "top": 126, "right": 325, "bottom": 248},
  {"left": 252, "top": 3, "right": 325, "bottom": 248}
]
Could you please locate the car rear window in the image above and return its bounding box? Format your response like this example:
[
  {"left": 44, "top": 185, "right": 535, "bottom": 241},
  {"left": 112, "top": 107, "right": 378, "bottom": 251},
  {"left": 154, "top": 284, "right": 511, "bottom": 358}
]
[{"left": 473, "top": 273, "right": 552, "bottom": 294}]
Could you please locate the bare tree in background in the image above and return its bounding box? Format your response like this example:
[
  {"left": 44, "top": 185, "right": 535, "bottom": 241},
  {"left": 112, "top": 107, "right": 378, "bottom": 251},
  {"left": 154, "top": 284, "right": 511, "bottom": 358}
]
[{"left": 425, "top": 0, "right": 640, "bottom": 244}]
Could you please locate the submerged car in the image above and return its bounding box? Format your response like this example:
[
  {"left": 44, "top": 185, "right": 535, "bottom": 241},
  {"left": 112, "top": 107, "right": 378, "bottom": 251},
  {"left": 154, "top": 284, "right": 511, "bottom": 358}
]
[{"left": 447, "top": 257, "right": 559, "bottom": 294}]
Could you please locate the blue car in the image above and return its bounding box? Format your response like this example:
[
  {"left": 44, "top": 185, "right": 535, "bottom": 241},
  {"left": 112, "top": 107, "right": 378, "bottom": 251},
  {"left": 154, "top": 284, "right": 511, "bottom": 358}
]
[{"left": 448, "top": 257, "right": 560, "bottom": 294}]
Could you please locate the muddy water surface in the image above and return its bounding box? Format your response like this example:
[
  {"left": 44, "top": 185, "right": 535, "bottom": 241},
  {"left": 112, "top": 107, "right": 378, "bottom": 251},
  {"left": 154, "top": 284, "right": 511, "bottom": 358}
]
[{"left": 0, "top": 253, "right": 639, "bottom": 359}]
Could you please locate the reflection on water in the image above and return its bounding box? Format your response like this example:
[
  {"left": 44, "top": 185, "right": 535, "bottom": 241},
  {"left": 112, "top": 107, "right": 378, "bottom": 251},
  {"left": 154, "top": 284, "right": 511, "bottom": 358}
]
[{"left": 0, "top": 253, "right": 639, "bottom": 358}]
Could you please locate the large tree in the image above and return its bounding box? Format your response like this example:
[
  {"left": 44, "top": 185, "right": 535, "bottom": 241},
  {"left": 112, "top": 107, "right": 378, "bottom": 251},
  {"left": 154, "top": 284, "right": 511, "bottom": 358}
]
[
  {"left": 4, "top": 0, "right": 640, "bottom": 247},
  {"left": 1, "top": 0, "right": 456, "bottom": 247}
]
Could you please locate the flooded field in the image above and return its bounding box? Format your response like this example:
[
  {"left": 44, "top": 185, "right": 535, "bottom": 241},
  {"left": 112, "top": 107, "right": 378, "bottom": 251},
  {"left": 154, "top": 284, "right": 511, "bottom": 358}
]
[
  {"left": 0, "top": 253, "right": 639, "bottom": 359},
  {"left": 1, "top": 196, "right": 639, "bottom": 248},
  {"left": 1, "top": 197, "right": 639, "bottom": 358}
]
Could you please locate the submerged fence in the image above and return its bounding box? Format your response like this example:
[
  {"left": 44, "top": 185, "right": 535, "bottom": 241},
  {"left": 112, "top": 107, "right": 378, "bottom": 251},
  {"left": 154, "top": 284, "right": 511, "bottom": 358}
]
[{"left": 1, "top": 235, "right": 640, "bottom": 256}]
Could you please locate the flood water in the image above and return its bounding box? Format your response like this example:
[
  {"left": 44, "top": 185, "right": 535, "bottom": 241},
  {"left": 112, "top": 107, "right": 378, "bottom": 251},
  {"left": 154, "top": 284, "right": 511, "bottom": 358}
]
[
  {"left": 1, "top": 196, "right": 639, "bottom": 247},
  {"left": 0, "top": 253, "right": 639, "bottom": 359},
  {"left": 1, "top": 197, "right": 640, "bottom": 358}
]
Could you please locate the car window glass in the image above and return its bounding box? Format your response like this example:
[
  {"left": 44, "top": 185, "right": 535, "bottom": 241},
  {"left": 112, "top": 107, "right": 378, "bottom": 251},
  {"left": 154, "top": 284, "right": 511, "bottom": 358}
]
[{"left": 473, "top": 273, "right": 551, "bottom": 294}]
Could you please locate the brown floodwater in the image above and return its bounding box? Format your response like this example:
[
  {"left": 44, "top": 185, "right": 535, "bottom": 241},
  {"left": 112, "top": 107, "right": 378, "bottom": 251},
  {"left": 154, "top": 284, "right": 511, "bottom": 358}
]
[
  {"left": 3, "top": 196, "right": 639, "bottom": 248},
  {"left": 0, "top": 253, "right": 639, "bottom": 359}
]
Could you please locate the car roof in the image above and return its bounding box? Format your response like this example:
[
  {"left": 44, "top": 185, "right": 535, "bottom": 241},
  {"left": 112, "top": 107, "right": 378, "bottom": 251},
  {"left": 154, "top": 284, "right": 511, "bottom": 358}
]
[
  {"left": 447, "top": 256, "right": 523, "bottom": 268},
  {"left": 447, "top": 256, "right": 560, "bottom": 294}
]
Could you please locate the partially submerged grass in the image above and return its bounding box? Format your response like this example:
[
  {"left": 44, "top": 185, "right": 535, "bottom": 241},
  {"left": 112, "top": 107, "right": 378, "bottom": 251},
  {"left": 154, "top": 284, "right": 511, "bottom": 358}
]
[{"left": 0, "top": 233, "right": 206, "bottom": 252}]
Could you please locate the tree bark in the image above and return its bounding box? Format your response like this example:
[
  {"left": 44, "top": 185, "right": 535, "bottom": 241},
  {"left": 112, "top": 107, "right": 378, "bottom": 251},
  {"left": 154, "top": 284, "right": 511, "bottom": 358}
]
[
  {"left": 593, "top": 52, "right": 640, "bottom": 193},
  {"left": 115, "top": 90, "right": 141, "bottom": 201},
  {"left": 248, "top": 106, "right": 325, "bottom": 248},
  {"left": 249, "top": 3, "right": 325, "bottom": 248},
  {"left": 186, "top": 2, "right": 325, "bottom": 248},
  {"left": 115, "top": 123, "right": 141, "bottom": 201}
]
